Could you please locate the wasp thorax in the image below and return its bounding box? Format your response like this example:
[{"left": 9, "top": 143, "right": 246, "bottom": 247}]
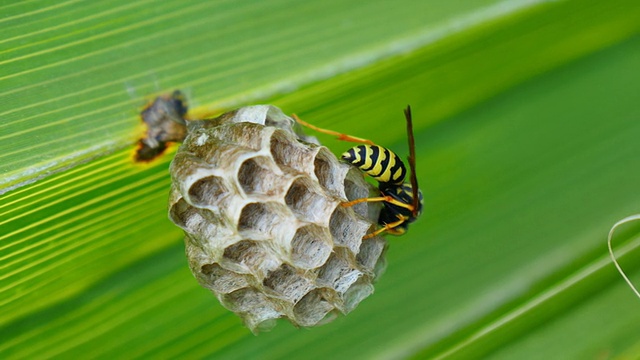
[{"left": 168, "top": 105, "right": 387, "bottom": 332}]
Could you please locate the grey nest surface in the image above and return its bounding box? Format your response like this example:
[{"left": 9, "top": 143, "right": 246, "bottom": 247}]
[{"left": 168, "top": 105, "right": 388, "bottom": 332}]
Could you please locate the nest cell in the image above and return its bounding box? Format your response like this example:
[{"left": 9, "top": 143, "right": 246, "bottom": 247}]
[
  {"left": 290, "top": 225, "right": 332, "bottom": 270},
  {"left": 342, "top": 277, "right": 374, "bottom": 314},
  {"left": 262, "top": 264, "right": 315, "bottom": 304},
  {"left": 222, "top": 287, "right": 282, "bottom": 332},
  {"left": 238, "top": 156, "right": 283, "bottom": 197},
  {"left": 222, "top": 240, "right": 280, "bottom": 278},
  {"left": 237, "top": 202, "right": 289, "bottom": 237},
  {"left": 313, "top": 148, "right": 348, "bottom": 198},
  {"left": 293, "top": 288, "right": 336, "bottom": 327},
  {"left": 200, "top": 263, "right": 250, "bottom": 294},
  {"left": 317, "top": 252, "right": 363, "bottom": 295},
  {"left": 211, "top": 122, "right": 269, "bottom": 151},
  {"left": 343, "top": 167, "right": 373, "bottom": 217},
  {"left": 270, "top": 130, "right": 317, "bottom": 175},
  {"left": 170, "top": 198, "right": 210, "bottom": 234},
  {"left": 180, "top": 132, "right": 256, "bottom": 172},
  {"left": 285, "top": 177, "right": 335, "bottom": 224},
  {"left": 187, "top": 175, "right": 228, "bottom": 207},
  {"left": 328, "top": 206, "right": 369, "bottom": 254},
  {"left": 168, "top": 197, "right": 195, "bottom": 231},
  {"left": 356, "top": 237, "right": 388, "bottom": 275}
]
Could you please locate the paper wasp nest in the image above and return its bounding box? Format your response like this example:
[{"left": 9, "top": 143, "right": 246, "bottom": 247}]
[{"left": 168, "top": 105, "right": 387, "bottom": 332}]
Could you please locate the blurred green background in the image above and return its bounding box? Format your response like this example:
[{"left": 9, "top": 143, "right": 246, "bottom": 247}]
[{"left": 2, "top": 0, "right": 640, "bottom": 358}]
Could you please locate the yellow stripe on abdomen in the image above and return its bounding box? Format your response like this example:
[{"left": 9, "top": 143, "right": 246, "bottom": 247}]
[{"left": 342, "top": 145, "right": 406, "bottom": 185}]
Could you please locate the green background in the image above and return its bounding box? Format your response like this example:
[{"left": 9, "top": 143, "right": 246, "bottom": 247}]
[{"left": 2, "top": 0, "right": 640, "bottom": 358}]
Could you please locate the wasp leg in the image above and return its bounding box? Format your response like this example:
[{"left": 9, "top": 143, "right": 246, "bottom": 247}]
[
  {"left": 340, "top": 196, "right": 415, "bottom": 212},
  {"left": 292, "top": 114, "right": 375, "bottom": 145},
  {"left": 362, "top": 216, "right": 407, "bottom": 240}
]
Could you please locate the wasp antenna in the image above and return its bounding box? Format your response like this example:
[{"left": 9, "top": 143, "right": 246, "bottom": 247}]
[
  {"left": 404, "top": 105, "right": 420, "bottom": 217},
  {"left": 293, "top": 113, "right": 376, "bottom": 145}
]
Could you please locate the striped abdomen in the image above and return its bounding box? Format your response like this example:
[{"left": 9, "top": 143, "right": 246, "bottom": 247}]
[{"left": 341, "top": 145, "right": 406, "bottom": 184}]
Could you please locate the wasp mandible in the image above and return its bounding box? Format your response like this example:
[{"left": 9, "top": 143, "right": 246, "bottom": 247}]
[{"left": 293, "top": 106, "right": 423, "bottom": 239}]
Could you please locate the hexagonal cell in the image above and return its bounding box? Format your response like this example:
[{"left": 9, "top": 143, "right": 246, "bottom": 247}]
[
  {"left": 211, "top": 122, "right": 268, "bottom": 151},
  {"left": 342, "top": 277, "right": 374, "bottom": 314},
  {"left": 238, "top": 156, "right": 283, "bottom": 197},
  {"left": 285, "top": 177, "right": 335, "bottom": 224},
  {"left": 290, "top": 225, "right": 332, "bottom": 270},
  {"left": 316, "top": 252, "right": 363, "bottom": 294},
  {"left": 168, "top": 197, "right": 195, "bottom": 230},
  {"left": 178, "top": 134, "right": 257, "bottom": 171},
  {"left": 221, "top": 287, "right": 282, "bottom": 332},
  {"left": 263, "top": 264, "right": 314, "bottom": 303},
  {"left": 264, "top": 105, "right": 297, "bottom": 131},
  {"left": 313, "top": 148, "right": 348, "bottom": 197},
  {"left": 270, "top": 130, "right": 317, "bottom": 175},
  {"left": 222, "top": 240, "right": 280, "bottom": 278},
  {"left": 329, "top": 206, "right": 370, "bottom": 254},
  {"left": 169, "top": 152, "right": 211, "bottom": 193},
  {"left": 187, "top": 175, "right": 228, "bottom": 207},
  {"left": 343, "top": 167, "right": 373, "bottom": 217},
  {"left": 177, "top": 135, "right": 224, "bottom": 168},
  {"left": 237, "top": 202, "right": 290, "bottom": 236},
  {"left": 170, "top": 198, "right": 213, "bottom": 234},
  {"left": 356, "top": 237, "right": 388, "bottom": 277},
  {"left": 170, "top": 197, "right": 231, "bottom": 242},
  {"left": 200, "top": 263, "right": 250, "bottom": 294},
  {"left": 293, "top": 288, "right": 336, "bottom": 327}
]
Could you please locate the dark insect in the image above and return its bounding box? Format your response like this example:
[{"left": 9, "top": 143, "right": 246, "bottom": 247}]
[
  {"left": 293, "top": 106, "right": 423, "bottom": 239},
  {"left": 135, "top": 90, "right": 188, "bottom": 162}
]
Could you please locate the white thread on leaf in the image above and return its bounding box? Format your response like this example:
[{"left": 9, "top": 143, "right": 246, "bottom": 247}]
[{"left": 607, "top": 214, "right": 640, "bottom": 299}]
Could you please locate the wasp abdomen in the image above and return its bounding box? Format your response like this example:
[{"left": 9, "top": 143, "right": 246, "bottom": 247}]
[{"left": 342, "top": 145, "right": 406, "bottom": 185}]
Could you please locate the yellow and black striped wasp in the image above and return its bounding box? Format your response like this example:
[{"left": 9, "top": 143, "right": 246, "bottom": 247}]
[{"left": 293, "top": 106, "right": 423, "bottom": 239}]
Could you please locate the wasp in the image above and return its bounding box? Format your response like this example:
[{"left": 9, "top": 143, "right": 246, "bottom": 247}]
[
  {"left": 293, "top": 106, "right": 423, "bottom": 239},
  {"left": 135, "top": 90, "right": 188, "bottom": 162}
]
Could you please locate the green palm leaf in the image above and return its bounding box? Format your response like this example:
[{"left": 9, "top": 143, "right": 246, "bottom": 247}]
[{"left": 2, "top": 0, "right": 640, "bottom": 358}]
